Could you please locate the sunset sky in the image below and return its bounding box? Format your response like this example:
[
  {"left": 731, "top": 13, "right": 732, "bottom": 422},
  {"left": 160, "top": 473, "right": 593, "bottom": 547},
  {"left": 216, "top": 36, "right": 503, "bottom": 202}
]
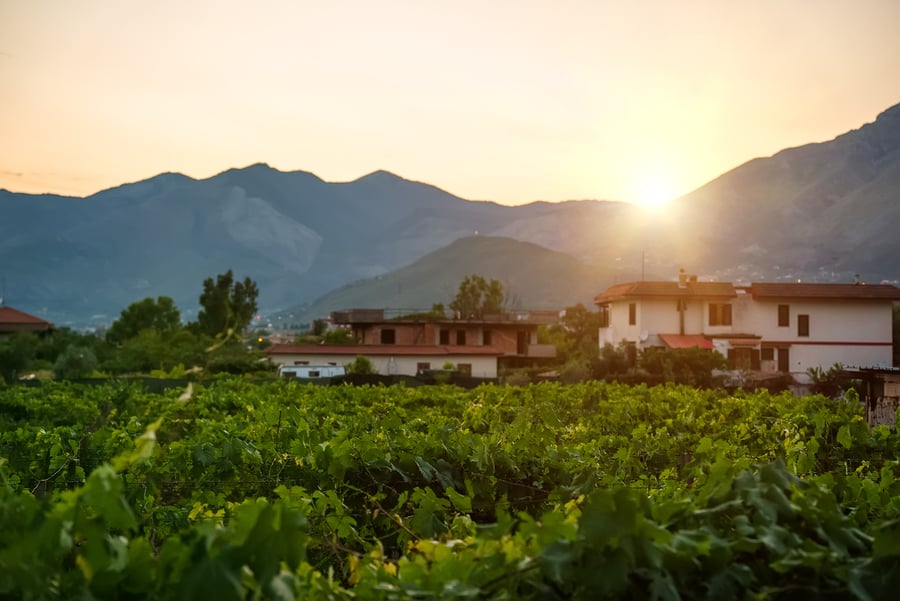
[{"left": 2, "top": 0, "right": 899, "bottom": 206}]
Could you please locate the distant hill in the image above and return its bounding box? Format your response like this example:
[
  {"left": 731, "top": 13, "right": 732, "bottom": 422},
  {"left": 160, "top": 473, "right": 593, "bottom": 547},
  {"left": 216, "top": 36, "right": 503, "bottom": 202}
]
[
  {"left": 1, "top": 100, "right": 898, "bottom": 327},
  {"left": 274, "top": 236, "right": 617, "bottom": 325}
]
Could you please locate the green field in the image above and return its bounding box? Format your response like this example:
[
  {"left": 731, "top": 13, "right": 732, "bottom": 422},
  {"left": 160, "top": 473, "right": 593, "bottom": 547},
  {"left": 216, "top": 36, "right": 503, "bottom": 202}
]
[{"left": 1, "top": 380, "right": 899, "bottom": 599}]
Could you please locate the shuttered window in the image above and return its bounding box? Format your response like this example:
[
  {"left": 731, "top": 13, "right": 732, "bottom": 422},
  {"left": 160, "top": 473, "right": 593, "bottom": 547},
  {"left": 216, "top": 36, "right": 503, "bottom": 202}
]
[
  {"left": 709, "top": 303, "right": 732, "bottom": 326},
  {"left": 798, "top": 314, "right": 809, "bottom": 337},
  {"left": 778, "top": 304, "right": 789, "bottom": 327}
]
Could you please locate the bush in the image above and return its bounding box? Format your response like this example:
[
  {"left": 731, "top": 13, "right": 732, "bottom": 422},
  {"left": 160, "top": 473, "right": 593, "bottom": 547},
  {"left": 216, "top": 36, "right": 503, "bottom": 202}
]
[
  {"left": 205, "top": 344, "right": 267, "bottom": 375},
  {"left": 53, "top": 345, "right": 98, "bottom": 379},
  {"left": 347, "top": 355, "right": 376, "bottom": 375},
  {"left": 639, "top": 347, "right": 726, "bottom": 388}
]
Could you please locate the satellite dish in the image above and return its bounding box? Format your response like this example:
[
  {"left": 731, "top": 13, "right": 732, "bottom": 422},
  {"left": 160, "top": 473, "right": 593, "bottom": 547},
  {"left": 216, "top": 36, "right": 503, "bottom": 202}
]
[{"left": 639, "top": 331, "right": 649, "bottom": 342}]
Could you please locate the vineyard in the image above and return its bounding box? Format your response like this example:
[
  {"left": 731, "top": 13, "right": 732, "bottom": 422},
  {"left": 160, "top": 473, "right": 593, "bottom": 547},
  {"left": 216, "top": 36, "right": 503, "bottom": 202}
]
[{"left": 1, "top": 380, "right": 899, "bottom": 599}]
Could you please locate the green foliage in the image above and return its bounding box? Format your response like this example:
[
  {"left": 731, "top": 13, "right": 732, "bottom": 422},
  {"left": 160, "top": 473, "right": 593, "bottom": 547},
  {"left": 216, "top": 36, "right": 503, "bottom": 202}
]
[
  {"left": 205, "top": 342, "right": 267, "bottom": 375},
  {"left": 346, "top": 355, "right": 376, "bottom": 374},
  {"left": 808, "top": 362, "right": 846, "bottom": 397},
  {"left": 53, "top": 345, "right": 98, "bottom": 379},
  {"left": 195, "top": 269, "right": 259, "bottom": 338},
  {"left": 323, "top": 329, "right": 354, "bottom": 344},
  {"left": 449, "top": 274, "right": 504, "bottom": 319},
  {"left": 0, "top": 331, "right": 38, "bottom": 383},
  {"left": 549, "top": 303, "right": 604, "bottom": 363},
  {"left": 106, "top": 296, "right": 181, "bottom": 344},
  {"left": 311, "top": 318, "right": 328, "bottom": 337},
  {"left": 104, "top": 328, "right": 208, "bottom": 374},
  {"left": 2, "top": 380, "right": 900, "bottom": 598},
  {"left": 595, "top": 341, "right": 637, "bottom": 377},
  {"left": 639, "top": 346, "right": 727, "bottom": 387}
]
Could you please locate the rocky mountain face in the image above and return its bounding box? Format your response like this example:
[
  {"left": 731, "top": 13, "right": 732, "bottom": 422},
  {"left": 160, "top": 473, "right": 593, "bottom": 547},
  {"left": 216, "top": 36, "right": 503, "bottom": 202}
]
[
  {"left": 663, "top": 102, "right": 900, "bottom": 281},
  {"left": 1, "top": 102, "right": 897, "bottom": 326}
]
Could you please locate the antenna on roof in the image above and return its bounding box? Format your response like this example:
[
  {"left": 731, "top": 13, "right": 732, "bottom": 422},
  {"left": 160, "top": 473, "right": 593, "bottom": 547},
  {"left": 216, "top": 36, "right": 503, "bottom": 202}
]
[{"left": 0, "top": 275, "right": 5, "bottom": 305}]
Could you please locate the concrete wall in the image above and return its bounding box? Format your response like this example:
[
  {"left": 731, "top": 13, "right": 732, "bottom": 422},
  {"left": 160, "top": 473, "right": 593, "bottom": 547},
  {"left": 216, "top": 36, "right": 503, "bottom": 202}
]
[
  {"left": 599, "top": 298, "right": 729, "bottom": 347},
  {"left": 737, "top": 299, "right": 893, "bottom": 343},
  {"left": 270, "top": 352, "right": 498, "bottom": 378}
]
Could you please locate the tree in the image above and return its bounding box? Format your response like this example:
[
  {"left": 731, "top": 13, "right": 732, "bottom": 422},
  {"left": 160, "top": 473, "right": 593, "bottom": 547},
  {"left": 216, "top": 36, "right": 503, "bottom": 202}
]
[
  {"left": 639, "top": 347, "right": 726, "bottom": 387},
  {"left": 107, "top": 296, "right": 181, "bottom": 344},
  {"left": 196, "top": 270, "right": 259, "bottom": 338},
  {"left": 0, "top": 332, "right": 38, "bottom": 383},
  {"left": 53, "top": 345, "right": 98, "bottom": 379},
  {"left": 449, "top": 275, "right": 504, "bottom": 320},
  {"left": 549, "top": 303, "right": 605, "bottom": 362},
  {"left": 34, "top": 328, "right": 112, "bottom": 368}
]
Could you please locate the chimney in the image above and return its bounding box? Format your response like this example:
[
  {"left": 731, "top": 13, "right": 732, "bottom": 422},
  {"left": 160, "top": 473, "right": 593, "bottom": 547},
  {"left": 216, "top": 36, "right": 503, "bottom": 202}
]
[
  {"left": 689, "top": 275, "right": 698, "bottom": 283},
  {"left": 678, "top": 268, "right": 687, "bottom": 288}
]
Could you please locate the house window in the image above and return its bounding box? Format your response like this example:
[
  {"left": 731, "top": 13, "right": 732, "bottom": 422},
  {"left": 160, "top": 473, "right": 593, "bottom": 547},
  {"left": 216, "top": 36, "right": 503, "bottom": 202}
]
[
  {"left": 761, "top": 347, "right": 775, "bottom": 361},
  {"left": 798, "top": 314, "right": 809, "bottom": 337},
  {"left": 439, "top": 329, "right": 450, "bottom": 345},
  {"left": 294, "top": 361, "right": 309, "bottom": 365},
  {"left": 380, "top": 328, "right": 396, "bottom": 344},
  {"left": 416, "top": 362, "right": 430, "bottom": 373},
  {"left": 483, "top": 329, "right": 492, "bottom": 345},
  {"left": 309, "top": 370, "right": 320, "bottom": 378},
  {"left": 456, "top": 330, "right": 466, "bottom": 345},
  {"left": 709, "top": 303, "right": 732, "bottom": 326},
  {"left": 457, "top": 363, "right": 472, "bottom": 377},
  {"left": 628, "top": 303, "right": 636, "bottom": 325},
  {"left": 778, "top": 304, "right": 790, "bottom": 327},
  {"left": 598, "top": 306, "right": 610, "bottom": 328}
]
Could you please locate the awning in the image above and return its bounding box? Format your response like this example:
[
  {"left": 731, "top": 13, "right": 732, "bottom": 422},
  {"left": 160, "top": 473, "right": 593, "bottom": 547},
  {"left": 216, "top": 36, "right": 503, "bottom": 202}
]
[{"left": 659, "top": 334, "right": 713, "bottom": 349}]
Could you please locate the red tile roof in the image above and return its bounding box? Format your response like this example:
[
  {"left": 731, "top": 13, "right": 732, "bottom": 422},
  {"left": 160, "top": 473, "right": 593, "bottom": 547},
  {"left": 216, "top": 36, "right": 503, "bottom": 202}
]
[
  {"left": 658, "top": 334, "right": 713, "bottom": 350},
  {"left": 594, "top": 281, "right": 736, "bottom": 304},
  {"left": 0, "top": 306, "right": 53, "bottom": 331},
  {"left": 266, "top": 344, "right": 504, "bottom": 357},
  {"left": 749, "top": 283, "right": 900, "bottom": 301}
]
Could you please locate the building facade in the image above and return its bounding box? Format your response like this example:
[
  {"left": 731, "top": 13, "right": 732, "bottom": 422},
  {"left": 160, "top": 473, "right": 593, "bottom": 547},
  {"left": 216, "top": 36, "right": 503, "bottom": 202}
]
[
  {"left": 594, "top": 275, "right": 899, "bottom": 380},
  {"left": 266, "top": 308, "right": 559, "bottom": 378}
]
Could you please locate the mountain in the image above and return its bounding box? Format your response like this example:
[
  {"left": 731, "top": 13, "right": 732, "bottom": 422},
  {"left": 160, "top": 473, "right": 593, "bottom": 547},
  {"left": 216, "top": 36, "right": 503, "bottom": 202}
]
[
  {"left": 1, "top": 101, "right": 898, "bottom": 326},
  {"left": 274, "top": 236, "right": 617, "bottom": 325},
  {"left": 0, "top": 165, "right": 633, "bottom": 326},
  {"left": 664, "top": 102, "right": 900, "bottom": 280}
]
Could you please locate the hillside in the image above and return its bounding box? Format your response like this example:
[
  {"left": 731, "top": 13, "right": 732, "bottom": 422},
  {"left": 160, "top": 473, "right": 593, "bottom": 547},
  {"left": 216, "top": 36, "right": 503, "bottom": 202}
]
[
  {"left": 664, "top": 102, "right": 900, "bottom": 280},
  {"left": 275, "top": 236, "right": 616, "bottom": 325}
]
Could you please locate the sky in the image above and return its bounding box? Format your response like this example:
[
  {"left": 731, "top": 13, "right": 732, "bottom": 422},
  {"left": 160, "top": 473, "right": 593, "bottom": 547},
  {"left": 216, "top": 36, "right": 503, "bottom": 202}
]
[{"left": 2, "top": 0, "right": 899, "bottom": 206}]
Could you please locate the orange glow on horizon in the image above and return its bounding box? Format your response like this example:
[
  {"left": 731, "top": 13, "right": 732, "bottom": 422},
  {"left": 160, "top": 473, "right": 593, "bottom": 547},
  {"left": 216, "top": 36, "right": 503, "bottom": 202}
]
[{"left": 1, "top": 1, "right": 899, "bottom": 205}]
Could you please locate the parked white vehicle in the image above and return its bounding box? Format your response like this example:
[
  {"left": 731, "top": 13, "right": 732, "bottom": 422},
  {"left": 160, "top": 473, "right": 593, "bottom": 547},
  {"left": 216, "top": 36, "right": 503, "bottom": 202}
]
[{"left": 277, "top": 364, "right": 346, "bottom": 379}]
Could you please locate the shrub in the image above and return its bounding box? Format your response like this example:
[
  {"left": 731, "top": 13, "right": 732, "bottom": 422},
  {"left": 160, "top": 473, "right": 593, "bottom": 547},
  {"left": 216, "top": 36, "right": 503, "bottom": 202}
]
[{"left": 53, "top": 345, "right": 98, "bottom": 379}]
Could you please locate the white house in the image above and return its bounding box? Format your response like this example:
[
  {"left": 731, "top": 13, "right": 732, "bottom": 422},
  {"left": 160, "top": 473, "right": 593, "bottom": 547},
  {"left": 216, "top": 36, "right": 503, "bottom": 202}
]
[
  {"left": 594, "top": 274, "right": 900, "bottom": 380},
  {"left": 266, "top": 344, "right": 503, "bottom": 378}
]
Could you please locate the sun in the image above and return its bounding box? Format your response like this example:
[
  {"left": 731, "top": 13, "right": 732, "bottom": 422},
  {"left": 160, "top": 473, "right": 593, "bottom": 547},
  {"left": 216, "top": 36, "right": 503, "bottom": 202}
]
[{"left": 634, "top": 179, "right": 675, "bottom": 209}]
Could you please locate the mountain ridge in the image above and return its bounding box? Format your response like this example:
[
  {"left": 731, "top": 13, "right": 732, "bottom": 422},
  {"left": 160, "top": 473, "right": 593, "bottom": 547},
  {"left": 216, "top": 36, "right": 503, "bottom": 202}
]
[{"left": 1, "top": 101, "right": 898, "bottom": 326}]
